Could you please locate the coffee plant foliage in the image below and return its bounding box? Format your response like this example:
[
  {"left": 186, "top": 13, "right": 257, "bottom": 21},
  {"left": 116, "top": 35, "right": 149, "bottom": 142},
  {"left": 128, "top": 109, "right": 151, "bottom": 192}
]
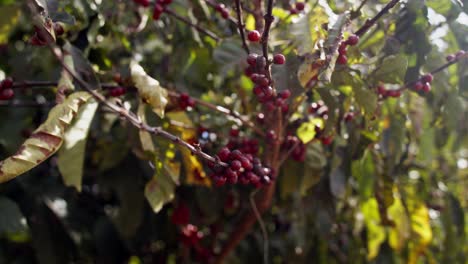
[{"left": 0, "top": 0, "right": 466, "bottom": 263}]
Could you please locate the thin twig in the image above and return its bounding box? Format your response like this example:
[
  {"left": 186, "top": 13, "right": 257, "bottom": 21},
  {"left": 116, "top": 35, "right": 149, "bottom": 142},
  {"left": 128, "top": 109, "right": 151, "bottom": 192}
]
[
  {"left": 354, "top": 0, "right": 401, "bottom": 37},
  {"left": 235, "top": 0, "right": 250, "bottom": 54},
  {"left": 165, "top": 8, "right": 220, "bottom": 41},
  {"left": 396, "top": 52, "right": 467, "bottom": 92},
  {"left": 48, "top": 44, "right": 228, "bottom": 167},
  {"left": 261, "top": 0, "right": 275, "bottom": 79},
  {"left": 250, "top": 189, "right": 269, "bottom": 264},
  {"left": 203, "top": 0, "right": 238, "bottom": 24}
]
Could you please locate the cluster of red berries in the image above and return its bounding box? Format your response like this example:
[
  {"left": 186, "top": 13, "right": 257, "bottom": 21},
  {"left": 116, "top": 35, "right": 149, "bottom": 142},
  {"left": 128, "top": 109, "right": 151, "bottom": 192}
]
[
  {"left": 226, "top": 129, "right": 260, "bottom": 154},
  {"left": 214, "top": 3, "right": 230, "bottom": 19},
  {"left": 210, "top": 146, "right": 272, "bottom": 187},
  {"left": 376, "top": 84, "right": 402, "bottom": 98},
  {"left": 337, "top": 34, "right": 359, "bottom": 65},
  {"left": 178, "top": 92, "right": 196, "bottom": 110},
  {"left": 0, "top": 77, "right": 14, "bottom": 100},
  {"left": 289, "top": 2, "right": 306, "bottom": 14},
  {"left": 446, "top": 50, "right": 466, "bottom": 61},
  {"left": 412, "top": 73, "right": 433, "bottom": 93},
  {"left": 30, "top": 23, "right": 64, "bottom": 46}
]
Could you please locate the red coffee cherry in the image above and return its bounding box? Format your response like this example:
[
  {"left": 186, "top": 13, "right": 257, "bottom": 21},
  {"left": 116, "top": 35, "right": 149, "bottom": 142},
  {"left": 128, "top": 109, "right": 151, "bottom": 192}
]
[
  {"left": 421, "top": 74, "right": 433, "bottom": 83},
  {"left": 346, "top": 35, "right": 359, "bottom": 46},
  {"left": 296, "top": 2, "right": 305, "bottom": 11},
  {"left": 273, "top": 54, "right": 286, "bottom": 65},
  {"left": 0, "top": 88, "right": 14, "bottom": 100},
  {"left": 247, "top": 30, "right": 261, "bottom": 42}
]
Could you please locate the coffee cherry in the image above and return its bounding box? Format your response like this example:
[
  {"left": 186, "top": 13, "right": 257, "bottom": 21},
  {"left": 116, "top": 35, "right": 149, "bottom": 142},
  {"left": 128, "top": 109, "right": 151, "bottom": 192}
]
[
  {"left": 376, "top": 85, "right": 386, "bottom": 96},
  {"left": 153, "top": 4, "right": 164, "bottom": 20},
  {"left": 421, "top": 74, "right": 433, "bottom": 83},
  {"left": 278, "top": 89, "right": 291, "bottom": 99},
  {"left": 215, "top": 3, "right": 225, "bottom": 12},
  {"left": 338, "top": 43, "right": 347, "bottom": 55},
  {"left": 247, "top": 53, "right": 258, "bottom": 66},
  {"left": 256, "top": 76, "right": 270, "bottom": 87},
  {"left": 171, "top": 203, "right": 190, "bottom": 225},
  {"left": 273, "top": 54, "right": 286, "bottom": 65},
  {"left": 422, "top": 83, "right": 431, "bottom": 93},
  {"left": 180, "top": 92, "right": 189, "bottom": 101},
  {"left": 220, "top": 8, "right": 230, "bottom": 19},
  {"left": 239, "top": 156, "right": 253, "bottom": 170},
  {"left": 337, "top": 54, "right": 347, "bottom": 65},
  {"left": 413, "top": 81, "right": 423, "bottom": 91},
  {"left": 53, "top": 23, "right": 64, "bottom": 36},
  {"left": 1, "top": 77, "right": 13, "bottom": 89},
  {"left": 289, "top": 8, "right": 298, "bottom": 14},
  {"left": 229, "top": 128, "right": 240, "bottom": 137},
  {"left": 296, "top": 2, "right": 305, "bottom": 11},
  {"left": 229, "top": 150, "right": 243, "bottom": 160},
  {"left": 455, "top": 50, "right": 465, "bottom": 58},
  {"left": 321, "top": 135, "right": 334, "bottom": 145},
  {"left": 387, "top": 90, "right": 401, "bottom": 98},
  {"left": 266, "top": 130, "right": 277, "bottom": 141},
  {"left": 158, "top": 0, "right": 173, "bottom": 5},
  {"left": 0, "top": 88, "right": 14, "bottom": 100},
  {"left": 346, "top": 35, "right": 359, "bottom": 46},
  {"left": 446, "top": 54, "right": 456, "bottom": 62},
  {"left": 247, "top": 30, "right": 261, "bottom": 42},
  {"left": 217, "top": 147, "right": 231, "bottom": 162},
  {"left": 344, "top": 112, "right": 355, "bottom": 122}
]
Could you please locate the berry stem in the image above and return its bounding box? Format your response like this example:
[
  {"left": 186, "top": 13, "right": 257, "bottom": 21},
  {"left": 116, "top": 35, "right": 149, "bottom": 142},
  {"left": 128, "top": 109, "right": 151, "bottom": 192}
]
[
  {"left": 164, "top": 8, "right": 220, "bottom": 41},
  {"left": 354, "top": 0, "right": 401, "bottom": 37},
  {"left": 260, "top": 0, "right": 275, "bottom": 77},
  {"left": 234, "top": 0, "right": 251, "bottom": 54}
]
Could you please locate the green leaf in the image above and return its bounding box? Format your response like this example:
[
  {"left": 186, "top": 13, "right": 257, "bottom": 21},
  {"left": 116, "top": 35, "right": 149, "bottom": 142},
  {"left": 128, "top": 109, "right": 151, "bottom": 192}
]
[
  {"left": 361, "top": 198, "right": 386, "bottom": 260},
  {"left": 297, "top": 118, "right": 324, "bottom": 143},
  {"left": 213, "top": 39, "right": 245, "bottom": 76},
  {"left": 353, "top": 84, "right": 378, "bottom": 117},
  {"left": 131, "top": 61, "right": 169, "bottom": 118},
  {"left": 0, "top": 92, "right": 93, "bottom": 183},
  {"left": 57, "top": 98, "right": 98, "bottom": 192},
  {"left": 289, "top": 6, "right": 328, "bottom": 56},
  {"left": 374, "top": 54, "right": 408, "bottom": 84}
]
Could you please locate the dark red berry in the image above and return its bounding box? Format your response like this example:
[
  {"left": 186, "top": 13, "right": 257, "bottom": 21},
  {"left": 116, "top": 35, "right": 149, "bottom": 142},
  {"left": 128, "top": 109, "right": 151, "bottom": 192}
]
[
  {"left": 289, "top": 8, "right": 298, "bottom": 14},
  {"left": 321, "top": 135, "right": 333, "bottom": 145},
  {"left": 413, "top": 81, "right": 423, "bottom": 91},
  {"left": 1, "top": 77, "right": 13, "bottom": 89},
  {"left": 422, "top": 83, "right": 431, "bottom": 93},
  {"left": 247, "top": 53, "right": 258, "bottom": 66},
  {"left": 446, "top": 54, "right": 455, "bottom": 62},
  {"left": 337, "top": 54, "right": 348, "bottom": 65},
  {"left": 187, "top": 98, "right": 196, "bottom": 108},
  {"left": 387, "top": 90, "right": 401, "bottom": 98},
  {"left": 273, "top": 54, "right": 286, "bottom": 65},
  {"left": 159, "top": 0, "right": 172, "bottom": 5},
  {"left": 220, "top": 8, "right": 230, "bottom": 19},
  {"left": 278, "top": 89, "right": 291, "bottom": 99},
  {"left": 230, "top": 128, "right": 240, "bottom": 137},
  {"left": 239, "top": 157, "right": 253, "bottom": 170},
  {"left": 153, "top": 4, "right": 164, "bottom": 20},
  {"left": 377, "top": 85, "right": 386, "bottom": 96},
  {"left": 0, "top": 88, "right": 14, "bottom": 100},
  {"left": 53, "top": 23, "right": 64, "bottom": 36},
  {"left": 247, "top": 30, "right": 261, "bottom": 42},
  {"left": 256, "top": 76, "right": 270, "bottom": 87},
  {"left": 344, "top": 112, "right": 355, "bottom": 122},
  {"left": 171, "top": 203, "right": 190, "bottom": 225},
  {"left": 253, "top": 85, "right": 263, "bottom": 96},
  {"left": 180, "top": 92, "right": 189, "bottom": 101},
  {"left": 213, "top": 175, "right": 227, "bottom": 186},
  {"left": 421, "top": 74, "right": 433, "bottom": 83},
  {"left": 266, "top": 130, "right": 277, "bottom": 141},
  {"left": 229, "top": 150, "right": 243, "bottom": 160},
  {"left": 296, "top": 2, "right": 305, "bottom": 11},
  {"left": 215, "top": 3, "right": 225, "bottom": 12},
  {"left": 217, "top": 147, "right": 230, "bottom": 162},
  {"left": 230, "top": 160, "right": 242, "bottom": 171},
  {"left": 346, "top": 35, "right": 359, "bottom": 46},
  {"left": 338, "top": 43, "right": 347, "bottom": 54}
]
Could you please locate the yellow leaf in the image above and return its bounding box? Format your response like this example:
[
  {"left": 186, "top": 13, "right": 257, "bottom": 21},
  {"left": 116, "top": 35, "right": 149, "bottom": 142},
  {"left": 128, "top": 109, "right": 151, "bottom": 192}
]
[
  {"left": 137, "top": 103, "right": 156, "bottom": 153},
  {"left": 388, "top": 197, "right": 411, "bottom": 251},
  {"left": 297, "top": 55, "right": 325, "bottom": 88},
  {"left": 145, "top": 162, "right": 176, "bottom": 213},
  {"left": 131, "top": 62, "right": 169, "bottom": 118},
  {"left": 0, "top": 92, "right": 93, "bottom": 183},
  {"left": 297, "top": 118, "right": 324, "bottom": 143},
  {"left": 166, "top": 112, "right": 211, "bottom": 187},
  {"left": 57, "top": 98, "right": 98, "bottom": 192},
  {"left": 361, "top": 198, "right": 386, "bottom": 260},
  {"left": 411, "top": 204, "right": 432, "bottom": 245}
]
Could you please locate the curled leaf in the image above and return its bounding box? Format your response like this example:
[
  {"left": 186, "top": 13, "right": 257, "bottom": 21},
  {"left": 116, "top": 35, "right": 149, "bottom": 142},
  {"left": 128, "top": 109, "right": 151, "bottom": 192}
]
[
  {"left": 131, "top": 62, "right": 168, "bottom": 118},
  {"left": 57, "top": 98, "right": 98, "bottom": 192},
  {"left": 0, "top": 92, "right": 93, "bottom": 183}
]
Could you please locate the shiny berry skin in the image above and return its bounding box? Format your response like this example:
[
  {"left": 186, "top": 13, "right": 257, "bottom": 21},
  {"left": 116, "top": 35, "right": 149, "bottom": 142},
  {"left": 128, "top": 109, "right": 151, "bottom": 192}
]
[
  {"left": 1, "top": 77, "right": 13, "bottom": 89},
  {"left": 217, "top": 147, "right": 231, "bottom": 162},
  {"left": 446, "top": 54, "right": 455, "bottom": 61},
  {"left": 0, "top": 88, "right": 14, "bottom": 100},
  {"left": 387, "top": 90, "right": 401, "bottom": 98},
  {"left": 229, "top": 150, "right": 243, "bottom": 160},
  {"left": 215, "top": 3, "right": 225, "bottom": 12},
  {"left": 344, "top": 112, "right": 355, "bottom": 122},
  {"left": 230, "top": 128, "right": 240, "bottom": 137},
  {"left": 180, "top": 92, "right": 189, "bottom": 101},
  {"left": 422, "top": 83, "right": 431, "bottom": 93},
  {"left": 247, "top": 53, "right": 258, "bottom": 65},
  {"left": 247, "top": 30, "right": 261, "bottom": 42},
  {"left": 346, "top": 35, "right": 359, "bottom": 46},
  {"left": 296, "top": 2, "right": 305, "bottom": 11},
  {"left": 278, "top": 89, "right": 291, "bottom": 99},
  {"left": 230, "top": 160, "right": 242, "bottom": 171},
  {"left": 289, "top": 8, "right": 298, "bottom": 14},
  {"left": 153, "top": 4, "right": 164, "bottom": 20},
  {"left": 413, "top": 81, "right": 423, "bottom": 91},
  {"left": 239, "top": 157, "right": 253, "bottom": 170},
  {"left": 337, "top": 54, "right": 347, "bottom": 65},
  {"left": 421, "top": 74, "right": 433, "bottom": 83},
  {"left": 53, "top": 23, "right": 64, "bottom": 36},
  {"left": 266, "top": 130, "right": 277, "bottom": 141},
  {"left": 273, "top": 54, "right": 286, "bottom": 65},
  {"left": 220, "top": 9, "right": 230, "bottom": 19}
]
